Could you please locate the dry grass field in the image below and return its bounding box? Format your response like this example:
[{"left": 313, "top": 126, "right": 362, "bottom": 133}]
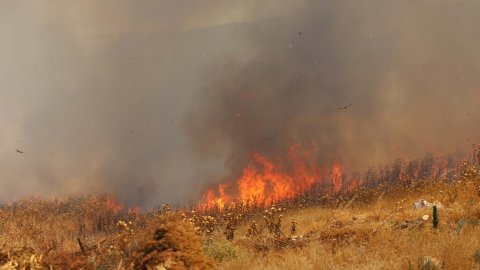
[
  {"left": 0, "top": 156, "right": 479, "bottom": 269},
  {"left": 217, "top": 178, "right": 480, "bottom": 270}
]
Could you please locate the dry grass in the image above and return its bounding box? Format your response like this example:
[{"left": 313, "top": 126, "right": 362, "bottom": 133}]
[
  {"left": 0, "top": 153, "right": 479, "bottom": 269},
  {"left": 0, "top": 196, "right": 213, "bottom": 269},
  {"left": 217, "top": 178, "right": 480, "bottom": 270}
]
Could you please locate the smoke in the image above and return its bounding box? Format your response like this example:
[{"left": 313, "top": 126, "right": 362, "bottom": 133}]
[
  {"left": 187, "top": 1, "right": 480, "bottom": 194},
  {"left": 0, "top": 1, "right": 479, "bottom": 207}
]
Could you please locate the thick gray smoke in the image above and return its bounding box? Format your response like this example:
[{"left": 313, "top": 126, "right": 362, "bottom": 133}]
[
  {"left": 187, "top": 1, "right": 480, "bottom": 194},
  {"left": 0, "top": 1, "right": 479, "bottom": 207}
]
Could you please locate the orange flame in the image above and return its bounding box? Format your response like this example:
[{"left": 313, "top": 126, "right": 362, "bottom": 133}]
[
  {"left": 106, "top": 195, "right": 124, "bottom": 214},
  {"left": 331, "top": 165, "right": 343, "bottom": 193},
  {"left": 105, "top": 195, "right": 141, "bottom": 215},
  {"left": 198, "top": 144, "right": 469, "bottom": 210},
  {"left": 199, "top": 144, "right": 344, "bottom": 210}
]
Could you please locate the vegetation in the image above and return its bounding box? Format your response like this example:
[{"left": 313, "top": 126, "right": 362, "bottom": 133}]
[
  {"left": 0, "top": 197, "right": 213, "bottom": 269},
  {"left": 0, "top": 145, "right": 479, "bottom": 269}
]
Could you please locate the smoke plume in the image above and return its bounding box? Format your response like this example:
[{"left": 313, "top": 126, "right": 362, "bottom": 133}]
[{"left": 187, "top": 0, "right": 480, "bottom": 196}]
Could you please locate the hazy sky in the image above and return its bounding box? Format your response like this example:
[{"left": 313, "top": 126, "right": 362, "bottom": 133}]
[{"left": 1, "top": 1, "right": 479, "bottom": 207}]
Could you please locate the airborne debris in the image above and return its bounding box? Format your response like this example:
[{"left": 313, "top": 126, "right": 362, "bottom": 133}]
[{"left": 337, "top": 104, "right": 352, "bottom": 110}]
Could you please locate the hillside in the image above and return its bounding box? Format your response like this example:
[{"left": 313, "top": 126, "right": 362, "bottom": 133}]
[
  {"left": 216, "top": 177, "right": 480, "bottom": 269},
  {"left": 0, "top": 160, "right": 479, "bottom": 269}
]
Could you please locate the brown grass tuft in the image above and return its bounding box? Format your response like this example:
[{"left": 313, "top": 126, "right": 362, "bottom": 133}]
[{"left": 132, "top": 213, "right": 214, "bottom": 270}]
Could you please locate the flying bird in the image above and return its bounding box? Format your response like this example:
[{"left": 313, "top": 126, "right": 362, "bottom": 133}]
[
  {"left": 337, "top": 104, "right": 353, "bottom": 110},
  {"left": 16, "top": 149, "right": 24, "bottom": 154}
]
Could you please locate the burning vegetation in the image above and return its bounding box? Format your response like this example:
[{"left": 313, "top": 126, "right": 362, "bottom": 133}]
[
  {"left": 197, "top": 144, "right": 473, "bottom": 212},
  {"left": 199, "top": 144, "right": 323, "bottom": 210},
  {"left": 0, "top": 145, "right": 478, "bottom": 269},
  {"left": 2, "top": 1, "right": 480, "bottom": 269}
]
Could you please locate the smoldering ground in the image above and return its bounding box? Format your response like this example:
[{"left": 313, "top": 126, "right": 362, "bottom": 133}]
[{"left": 0, "top": 1, "right": 479, "bottom": 208}]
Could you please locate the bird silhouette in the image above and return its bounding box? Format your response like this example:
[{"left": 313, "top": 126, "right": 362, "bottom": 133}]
[
  {"left": 16, "top": 149, "right": 24, "bottom": 154},
  {"left": 337, "top": 104, "right": 353, "bottom": 110}
]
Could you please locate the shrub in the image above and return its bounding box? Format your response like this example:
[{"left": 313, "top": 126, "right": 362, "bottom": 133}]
[
  {"left": 204, "top": 240, "right": 238, "bottom": 262},
  {"left": 132, "top": 213, "right": 214, "bottom": 270}
]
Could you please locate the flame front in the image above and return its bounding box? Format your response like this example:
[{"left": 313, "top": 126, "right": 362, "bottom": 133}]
[
  {"left": 199, "top": 144, "right": 338, "bottom": 210},
  {"left": 198, "top": 143, "right": 466, "bottom": 210}
]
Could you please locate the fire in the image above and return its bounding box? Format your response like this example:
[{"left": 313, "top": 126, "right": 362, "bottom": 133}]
[
  {"left": 106, "top": 195, "right": 124, "bottom": 214},
  {"left": 198, "top": 143, "right": 469, "bottom": 211},
  {"left": 331, "top": 165, "right": 343, "bottom": 193},
  {"left": 105, "top": 195, "right": 141, "bottom": 215},
  {"left": 199, "top": 144, "right": 341, "bottom": 210}
]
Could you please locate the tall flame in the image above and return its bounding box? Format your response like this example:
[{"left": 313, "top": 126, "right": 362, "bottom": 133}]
[
  {"left": 331, "top": 165, "right": 343, "bottom": 193},
  {"left": 199, "top": 144, "right": 340, "bottom": 210},
  {"left": 198, "top": 143, "right": 466, "bottom": 210}
]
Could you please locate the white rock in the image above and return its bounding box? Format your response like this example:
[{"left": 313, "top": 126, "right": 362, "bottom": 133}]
[
  {"left": 413, "top": 199, "right": 444, "bottom": 209},
  {"left": 413, "top": 199, "right": 430, "bottom": 209}
]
